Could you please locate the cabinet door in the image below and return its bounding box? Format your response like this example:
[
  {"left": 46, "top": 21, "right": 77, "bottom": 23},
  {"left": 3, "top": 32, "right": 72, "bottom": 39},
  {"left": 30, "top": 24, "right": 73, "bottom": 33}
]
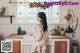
[
  {"left": 54, "top": 41, "right": 67, "bottom": 53},
  {"left": 9, "top": 41, "right": 21, "bottom": 53}
]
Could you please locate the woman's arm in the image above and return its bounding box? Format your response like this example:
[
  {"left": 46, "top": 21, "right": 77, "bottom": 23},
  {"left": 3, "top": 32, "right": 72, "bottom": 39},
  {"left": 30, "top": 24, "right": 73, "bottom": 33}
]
[
  {"left": 28, "top": 33, "right": 33, "bottom": 36},
  {"left": 28, "top": 26, "right": 37, "bottom": 36},
  {"left": 39, "top": 31, "right": 48, "bottom": 46},
  {"left": 41, "top": 31, "right": 47, "bottom": 41},
  {"left": 38, "top": 29, "right": 44, "bottom": 41}
]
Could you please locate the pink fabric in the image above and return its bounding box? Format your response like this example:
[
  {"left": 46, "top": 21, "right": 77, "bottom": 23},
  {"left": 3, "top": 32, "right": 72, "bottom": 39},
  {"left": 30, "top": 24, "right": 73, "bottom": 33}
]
[{"left": 31, "top": 25, "right": 48, "bottom": 53}]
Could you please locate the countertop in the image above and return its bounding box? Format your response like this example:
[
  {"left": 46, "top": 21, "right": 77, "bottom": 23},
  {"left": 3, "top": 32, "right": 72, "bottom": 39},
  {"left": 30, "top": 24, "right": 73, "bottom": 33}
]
[
  {"left": 49, "top": 35, "right": 70, "bottom": 39},
  {"left": 6, "top": 34, "right": 24, "bottom": 39},
  {"left": 6, "top": 34, "right": 70, "bottom": 45},
  {"left": 6, "top": 34, "right": 69, "bottom": 39}
]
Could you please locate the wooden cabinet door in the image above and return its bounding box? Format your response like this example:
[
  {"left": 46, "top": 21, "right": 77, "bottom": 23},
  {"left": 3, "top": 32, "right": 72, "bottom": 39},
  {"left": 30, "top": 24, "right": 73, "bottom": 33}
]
[
  {"left": 9, "top": 41, "right": 21, "bottom": 53},
  {"left": 54, "top": 41, "right": 67, "bottom": 53}
]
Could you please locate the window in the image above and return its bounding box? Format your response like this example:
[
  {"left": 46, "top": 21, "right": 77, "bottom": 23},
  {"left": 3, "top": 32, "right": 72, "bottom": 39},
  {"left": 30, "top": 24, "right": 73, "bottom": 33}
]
[{"left": 17, "top": 0, "right": 60, "bottom": 24}]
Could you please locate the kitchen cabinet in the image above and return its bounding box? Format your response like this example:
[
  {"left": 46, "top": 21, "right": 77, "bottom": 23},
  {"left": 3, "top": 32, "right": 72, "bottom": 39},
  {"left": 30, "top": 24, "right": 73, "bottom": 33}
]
[
  {"left": 6, "top": 34, "right": 24, "bottom": 53},
  {"left": 51, "top": 35, "right": 70, "bottom": 53},
  {"left": 54, "top": 41, "right": 67, "bottom": 53},
  {"left": 5, "top": 34, "right": 70, "bottom": 53},
  {"left": 9, "top": 41, "right": 21, "bottom": 53}
]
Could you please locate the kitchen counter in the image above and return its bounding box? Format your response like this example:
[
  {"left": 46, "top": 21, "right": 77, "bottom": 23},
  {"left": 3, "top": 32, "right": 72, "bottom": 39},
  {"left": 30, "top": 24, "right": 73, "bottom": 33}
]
[
  {"left": 6, "top": 34, "right": 24, "bottom": 39},
  {"left": 49, "top": 35, "right": 70, "bottom": 39},
  {"left": 6, "top": 34, "right": 70, "bottom": 45},
  {"left": 5, "top": 34, "right": 70, "bottom": 53},
  {"left": 5, "top": 34, "right": 70, "bottom": 45},
  {"left": 6, "top": 34, "right": 69, "bottom": 39}
]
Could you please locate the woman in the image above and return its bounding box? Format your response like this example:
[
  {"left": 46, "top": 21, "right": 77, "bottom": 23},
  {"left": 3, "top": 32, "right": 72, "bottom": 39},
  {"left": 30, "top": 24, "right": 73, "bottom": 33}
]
[{"left": 31, "top": 12, "right": 48, "bottom": 53}]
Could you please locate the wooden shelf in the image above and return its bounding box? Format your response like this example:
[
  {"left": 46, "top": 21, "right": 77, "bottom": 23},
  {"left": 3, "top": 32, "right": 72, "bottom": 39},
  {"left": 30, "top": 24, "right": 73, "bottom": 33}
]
[
  {"left": 0, "top": 15, "right": 15, "bottom": 17},
  {"left": 9, "top": 2, "right": 44, "bottom": 3},
  {"left": 8, "top": 2, "right": 44, "bottom": 4},
  {"left": 0, "top": 15, "right": 15, "bottom": 24}
]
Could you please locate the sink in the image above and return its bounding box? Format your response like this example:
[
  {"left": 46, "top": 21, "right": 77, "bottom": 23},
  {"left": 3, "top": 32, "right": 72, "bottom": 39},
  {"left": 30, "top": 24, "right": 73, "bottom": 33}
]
[{"left": 22, "top": 35, "right": 34, "bottom": 44}]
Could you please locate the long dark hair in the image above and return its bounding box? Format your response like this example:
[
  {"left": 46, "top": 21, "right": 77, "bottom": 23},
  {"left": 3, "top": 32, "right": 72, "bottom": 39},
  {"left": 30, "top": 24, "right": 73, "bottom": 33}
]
[{"left": 37, "top": 12, "right": 48, "bottom": 32}]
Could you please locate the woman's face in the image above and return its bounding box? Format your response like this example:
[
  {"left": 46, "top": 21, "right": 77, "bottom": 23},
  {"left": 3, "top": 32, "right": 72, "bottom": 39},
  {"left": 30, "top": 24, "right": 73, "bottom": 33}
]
[{"left": 37, "top": 15, "right": 43, "bottom": 24}]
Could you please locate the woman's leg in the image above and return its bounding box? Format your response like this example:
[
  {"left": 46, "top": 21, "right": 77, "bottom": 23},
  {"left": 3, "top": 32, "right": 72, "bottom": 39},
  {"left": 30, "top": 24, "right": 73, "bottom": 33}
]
[
  {"left": 40, "top": 45, "right": 46, "bottom": 53},
  {"left": 32, "top": 51, "right": 38, "bottom": 53},
  {"left": 34, "top": 45, "right": 42, "bottom": 53},
  {"left": 35, "top": 51, "right": 38, "bottom": 53},
  {"left": 33, "top": 46, "right": 38, "bottom": 53},
  {"left": 40, "top": 45, "right": 43, "bottom": 53},
  {"left": 32, "top": 43, "right": 38, "bottom": 53}
]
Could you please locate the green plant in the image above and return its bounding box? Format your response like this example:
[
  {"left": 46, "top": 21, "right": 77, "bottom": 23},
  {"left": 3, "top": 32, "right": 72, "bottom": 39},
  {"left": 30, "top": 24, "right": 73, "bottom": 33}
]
[{"left": 29, "top": 2, "right": 50, "bottom": 9}]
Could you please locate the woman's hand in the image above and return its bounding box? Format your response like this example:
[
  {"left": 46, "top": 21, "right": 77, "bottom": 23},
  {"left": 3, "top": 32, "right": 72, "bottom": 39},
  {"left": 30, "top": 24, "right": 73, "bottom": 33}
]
[
  {"left": 39, "top": 40, "right": 46, "bottom": 46},
  {"left": 28, "top": 33, "right": 33, "bottom": 36}
]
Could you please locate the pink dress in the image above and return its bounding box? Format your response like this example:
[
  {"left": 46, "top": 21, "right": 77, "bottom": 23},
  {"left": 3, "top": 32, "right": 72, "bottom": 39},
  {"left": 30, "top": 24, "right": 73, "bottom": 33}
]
[{"left": 31, "top": 25, "right": 48, "bottom": 53}]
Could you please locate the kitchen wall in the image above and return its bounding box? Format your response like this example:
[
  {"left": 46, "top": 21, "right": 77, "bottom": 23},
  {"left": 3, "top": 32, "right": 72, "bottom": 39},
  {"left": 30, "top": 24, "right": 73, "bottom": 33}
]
[{"left": 0, "top": 0, "right": 80, "bottom": 47}]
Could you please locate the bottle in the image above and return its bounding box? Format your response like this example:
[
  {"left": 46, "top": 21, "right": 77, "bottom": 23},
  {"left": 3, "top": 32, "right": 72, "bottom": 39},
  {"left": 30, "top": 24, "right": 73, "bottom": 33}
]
[
  {"left": 57, "top": 25, "right": 61, "bottom": 35},
  {"left": 17, "top": 26, "right": 22, "bottom": 35},
  {"left": 61, "top": 27, "right": 64, "bottom": 35}
]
